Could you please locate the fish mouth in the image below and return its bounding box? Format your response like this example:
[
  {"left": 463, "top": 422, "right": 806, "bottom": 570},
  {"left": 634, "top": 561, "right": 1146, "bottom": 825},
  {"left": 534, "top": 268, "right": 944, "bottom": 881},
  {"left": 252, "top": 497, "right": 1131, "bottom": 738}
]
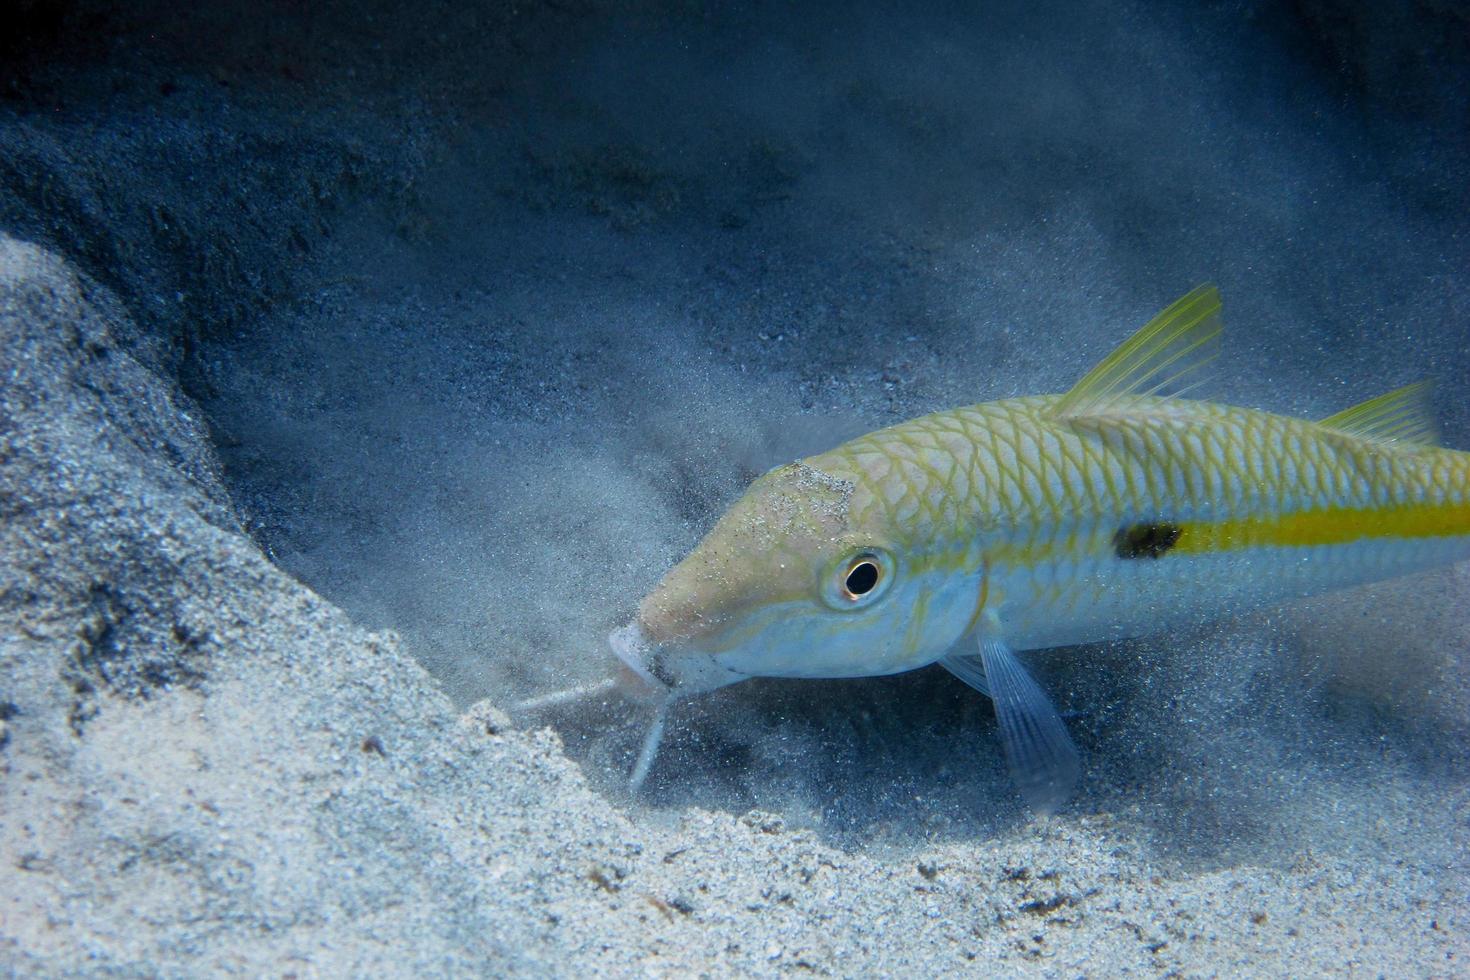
[
  {"left": 608, "top": 619, "right": 748, "bottom": 696},
  {"left": 608, "top": 621, "right": 672, "bottom": 692}
]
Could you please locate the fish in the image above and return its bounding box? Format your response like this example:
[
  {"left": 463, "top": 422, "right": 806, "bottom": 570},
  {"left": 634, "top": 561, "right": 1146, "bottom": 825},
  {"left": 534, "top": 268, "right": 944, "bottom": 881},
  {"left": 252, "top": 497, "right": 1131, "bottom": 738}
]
[{"left": 588, "top": 284, "right": 1470, "bottom": 811}]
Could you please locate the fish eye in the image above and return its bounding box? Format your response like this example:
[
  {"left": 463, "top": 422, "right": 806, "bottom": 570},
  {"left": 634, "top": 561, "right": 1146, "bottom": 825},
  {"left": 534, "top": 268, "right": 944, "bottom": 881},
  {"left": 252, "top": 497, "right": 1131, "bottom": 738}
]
[
  {"left": 843, "top": 559, "right": 880, "bottom": 597},
  {"left": 823, "top": 549, "right": 893, "bottom": 609}
]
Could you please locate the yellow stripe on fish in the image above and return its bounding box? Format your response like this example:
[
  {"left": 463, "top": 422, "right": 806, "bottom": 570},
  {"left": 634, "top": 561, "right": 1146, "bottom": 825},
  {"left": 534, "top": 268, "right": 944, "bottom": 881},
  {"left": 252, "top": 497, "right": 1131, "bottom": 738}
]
[
  {"left": 1174, "top": 500, "right": 1470, "bottom": 554},
  {"left": 607, "top": 284, "right": 1470, "bottom": 809}
]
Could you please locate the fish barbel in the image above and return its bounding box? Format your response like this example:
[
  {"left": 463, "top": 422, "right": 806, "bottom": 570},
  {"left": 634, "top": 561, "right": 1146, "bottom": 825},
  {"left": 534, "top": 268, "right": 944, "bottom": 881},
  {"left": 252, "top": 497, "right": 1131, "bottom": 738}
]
[{"left": 602, "top": 284, "right": 1470, "bottom": 809}]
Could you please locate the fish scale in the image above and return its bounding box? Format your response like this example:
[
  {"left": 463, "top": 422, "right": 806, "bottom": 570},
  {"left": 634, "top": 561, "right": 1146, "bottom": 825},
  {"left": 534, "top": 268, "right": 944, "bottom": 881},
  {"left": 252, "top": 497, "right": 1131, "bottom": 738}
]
[
  {"left": 591, "top": 284, "right": 1470, "bottom": 808},
  {"left": 811, "top": 393, "right": 1470, "bottom": 652}
]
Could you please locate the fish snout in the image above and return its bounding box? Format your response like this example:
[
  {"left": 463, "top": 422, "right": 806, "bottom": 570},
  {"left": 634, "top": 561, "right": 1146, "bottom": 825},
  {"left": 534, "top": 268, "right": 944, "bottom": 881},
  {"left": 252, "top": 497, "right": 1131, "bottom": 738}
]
[
  {"left": 608, "top": 621, "right": 672, "bottom": 702},
  {"left": 607, "top": 618, "right": 744, "bottom": 697}
]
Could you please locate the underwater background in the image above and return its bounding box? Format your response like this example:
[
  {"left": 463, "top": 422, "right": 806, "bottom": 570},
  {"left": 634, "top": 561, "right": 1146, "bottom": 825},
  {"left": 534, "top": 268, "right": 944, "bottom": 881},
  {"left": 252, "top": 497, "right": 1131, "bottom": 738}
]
[{"left": 1, "top": 0, "right": 1466, "bottom": 973}]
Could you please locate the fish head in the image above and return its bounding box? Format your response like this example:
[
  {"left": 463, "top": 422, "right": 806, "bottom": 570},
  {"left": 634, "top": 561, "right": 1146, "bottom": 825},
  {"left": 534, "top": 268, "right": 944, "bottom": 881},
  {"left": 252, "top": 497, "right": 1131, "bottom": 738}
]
[{"left": 611, "top": 459, "right": 929, "bottom": 696}]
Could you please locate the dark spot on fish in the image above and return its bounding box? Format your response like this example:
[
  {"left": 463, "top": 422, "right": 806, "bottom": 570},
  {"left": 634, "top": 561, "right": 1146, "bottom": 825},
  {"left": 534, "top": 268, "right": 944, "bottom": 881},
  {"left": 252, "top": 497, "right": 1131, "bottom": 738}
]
[{"left": 1113, "top": 522, "right": 1182, "bottom": 560}]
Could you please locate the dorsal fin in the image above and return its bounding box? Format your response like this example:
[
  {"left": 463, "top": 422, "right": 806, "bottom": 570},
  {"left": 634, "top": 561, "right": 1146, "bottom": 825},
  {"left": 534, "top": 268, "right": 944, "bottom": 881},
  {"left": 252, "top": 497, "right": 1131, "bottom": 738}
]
[
  {"left": 1052, "top": 284, "right": 1222, "bottom": 420},
  {"left": 1318, "top": 381, "right": 1440, "bottom": 448}
]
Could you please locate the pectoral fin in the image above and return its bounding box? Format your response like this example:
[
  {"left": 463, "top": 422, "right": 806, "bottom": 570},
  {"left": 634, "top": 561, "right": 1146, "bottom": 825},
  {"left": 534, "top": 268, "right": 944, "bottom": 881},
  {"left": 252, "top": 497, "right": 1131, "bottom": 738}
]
[
  {"left": 976, "top": 633, "right": 1081, "bottom": 814},
  {"left": 939, "top": 651, "right": 991, "bottom": 697}
]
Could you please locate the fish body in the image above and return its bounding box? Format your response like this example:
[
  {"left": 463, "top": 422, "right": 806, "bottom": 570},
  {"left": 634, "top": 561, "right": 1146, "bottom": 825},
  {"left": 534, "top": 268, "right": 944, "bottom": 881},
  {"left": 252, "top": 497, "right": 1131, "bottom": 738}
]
[
  {"left": 609, "top": 286, "right": 1470, "bottom": 806},
  {"left": 795, "top": 393, "right": 1470, "bottom": 660}
]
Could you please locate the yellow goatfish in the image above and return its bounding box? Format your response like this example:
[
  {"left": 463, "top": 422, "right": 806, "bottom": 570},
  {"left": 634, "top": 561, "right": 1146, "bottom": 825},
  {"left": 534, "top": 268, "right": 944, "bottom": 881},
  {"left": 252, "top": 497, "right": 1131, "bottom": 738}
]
[{"left": 591, "top": 284, "right": 1470, "bottom": 811}]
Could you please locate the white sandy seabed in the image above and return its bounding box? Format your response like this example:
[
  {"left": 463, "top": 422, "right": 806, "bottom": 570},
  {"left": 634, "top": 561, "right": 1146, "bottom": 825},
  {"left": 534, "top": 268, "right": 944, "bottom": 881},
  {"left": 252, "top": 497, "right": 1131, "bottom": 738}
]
[{"left": 2, "top": 232, "right": 1466, "bottom": 975}]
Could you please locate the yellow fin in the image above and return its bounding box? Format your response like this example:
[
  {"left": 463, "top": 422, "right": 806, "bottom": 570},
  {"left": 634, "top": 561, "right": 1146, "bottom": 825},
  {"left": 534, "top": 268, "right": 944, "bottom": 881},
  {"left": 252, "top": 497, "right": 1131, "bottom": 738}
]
[
  {"left": 1318, "top": 381, "right": 1440, "bottom": 448},
  {"left": 1052, "top": 284, "right": 1222, "bottom": 419}
]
